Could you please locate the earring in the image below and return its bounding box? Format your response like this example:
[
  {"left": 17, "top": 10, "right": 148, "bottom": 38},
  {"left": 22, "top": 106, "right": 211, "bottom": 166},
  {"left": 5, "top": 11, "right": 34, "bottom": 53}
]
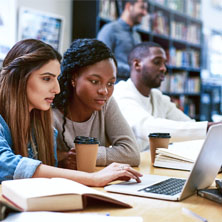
[{"left": 71, "top": 80, "right": 75, "bottom": 87}]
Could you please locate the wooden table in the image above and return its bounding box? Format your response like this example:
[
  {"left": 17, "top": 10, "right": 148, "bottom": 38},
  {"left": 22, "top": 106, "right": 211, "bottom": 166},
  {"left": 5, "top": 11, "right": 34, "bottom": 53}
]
[{"left": 1, "top": 151, "right": 222, "bottom": 222}]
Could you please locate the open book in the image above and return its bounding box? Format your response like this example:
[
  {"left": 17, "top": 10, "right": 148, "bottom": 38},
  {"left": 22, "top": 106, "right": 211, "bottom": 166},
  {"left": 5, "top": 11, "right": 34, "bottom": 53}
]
[
  {"left": 154, "top": 140, "right": 204, "bottom": 171},
  {"left": 1, "top": 178, "right": 131, "bottom": 211}
]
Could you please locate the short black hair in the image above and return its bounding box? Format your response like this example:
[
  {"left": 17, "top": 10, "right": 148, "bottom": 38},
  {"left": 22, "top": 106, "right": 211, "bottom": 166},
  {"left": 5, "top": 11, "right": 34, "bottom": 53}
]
[{"left": 128, "top": 41, "right": 163, "bottom": 67}]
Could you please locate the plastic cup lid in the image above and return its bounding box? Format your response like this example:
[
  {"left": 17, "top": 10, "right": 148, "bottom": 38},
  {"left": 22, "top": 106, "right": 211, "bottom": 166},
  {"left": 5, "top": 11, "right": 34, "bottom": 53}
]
[
  {"left": 74, "top": 136, "right": 100, "bottom": 144},
  {"left": 148, "top": 133, "right": 171, "bottom": 138}
]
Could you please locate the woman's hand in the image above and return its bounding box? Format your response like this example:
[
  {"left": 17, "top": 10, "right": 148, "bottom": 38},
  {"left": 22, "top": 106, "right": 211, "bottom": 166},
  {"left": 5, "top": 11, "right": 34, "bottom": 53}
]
[
  {"left": 58, "top": 148, "right": 77, "bottom": 170},
  {"left": 89, "top": 162, "right": 143, "bottom": 187}
]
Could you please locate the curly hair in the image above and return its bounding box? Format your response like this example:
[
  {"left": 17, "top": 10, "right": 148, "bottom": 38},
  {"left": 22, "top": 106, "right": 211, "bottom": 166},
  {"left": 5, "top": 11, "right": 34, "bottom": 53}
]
[
  {"left": 0, "top": 39, "right": 61, "bottom": 166},
  {"left": 53, "top": 38, "right": 117, "bottom": 149}
]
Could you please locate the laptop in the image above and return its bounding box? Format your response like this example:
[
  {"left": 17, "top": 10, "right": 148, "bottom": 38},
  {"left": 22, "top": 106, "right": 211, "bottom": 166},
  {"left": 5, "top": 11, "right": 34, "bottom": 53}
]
[{"left": 105, "top": 124, "right": 222, "bottom": 201}]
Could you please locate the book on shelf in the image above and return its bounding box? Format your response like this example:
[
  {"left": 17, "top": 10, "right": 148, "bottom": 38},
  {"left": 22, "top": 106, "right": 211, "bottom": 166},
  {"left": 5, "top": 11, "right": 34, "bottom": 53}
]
[
  {"left": 152, "top": 11, "right": 169, "bottom": 36},
  {"left": 187, "top": 24, "right": 201, "bottom": 45},
  {"left": 183, "top": 99, "right": 196, "bottom": 119},
  {"left": 169, "top": 47, "right": 200, "bottom": 68},
  {"left": 1, "top": 178, "right": 131, "bottom": 212},
  {"left": 167, "top": 0, "right": 185, "bottom": 13},
  {"left": 171, "top": 96, "right": 185, "bottom": 111},
  {"left": 160, "top": 71, "right": 189, "bottom": 94},
  {"left": 99, "top": 0, "right": 117, "bottom": 20},
  {"left": 170, "top": 72, "right": 187, "bottom": 93},
  {"left": 171, "top": 20, "right": 187, "bottom": 41},
  {"left": 139, "top": 14, "right": 151, "bottom": 31},
  {"left": 186, "top": 0, "right": 201, "bottom": 19},
  {"left": 154, "top": 139, "right": 204, "bottom": 171},
  {"left": 186, "top": 77, "right": 200, "bottom": 93}
]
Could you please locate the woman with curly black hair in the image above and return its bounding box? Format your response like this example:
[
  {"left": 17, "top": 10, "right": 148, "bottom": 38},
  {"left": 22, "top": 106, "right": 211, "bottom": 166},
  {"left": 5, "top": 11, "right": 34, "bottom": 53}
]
[{"left": 53, "top": 38, "right": 140, "bottom": 170}]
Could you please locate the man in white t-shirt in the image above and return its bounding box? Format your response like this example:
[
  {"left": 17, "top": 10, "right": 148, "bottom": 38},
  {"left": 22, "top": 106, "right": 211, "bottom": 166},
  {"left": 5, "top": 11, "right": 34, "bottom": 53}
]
[{"left": 113, "top": 42, "right": 219, "bottom": 151}]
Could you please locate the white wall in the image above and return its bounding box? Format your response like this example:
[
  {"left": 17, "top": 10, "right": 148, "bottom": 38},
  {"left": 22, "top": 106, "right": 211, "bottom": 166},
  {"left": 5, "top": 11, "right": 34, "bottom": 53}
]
[
  {"left": 17, "top": 0, "right": 73, "bottom": 54},
  {"left": 201, "top": 0, "right": 222, "bottom": 82},
  {"left": 202, "top": 0, "right": 222, "bottom": 32}
]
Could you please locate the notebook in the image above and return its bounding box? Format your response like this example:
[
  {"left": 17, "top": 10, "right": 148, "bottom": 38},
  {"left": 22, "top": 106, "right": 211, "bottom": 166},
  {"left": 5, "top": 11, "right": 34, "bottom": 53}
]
[{"left": 105, "top": 124, "right": 222, "bottom": 201}]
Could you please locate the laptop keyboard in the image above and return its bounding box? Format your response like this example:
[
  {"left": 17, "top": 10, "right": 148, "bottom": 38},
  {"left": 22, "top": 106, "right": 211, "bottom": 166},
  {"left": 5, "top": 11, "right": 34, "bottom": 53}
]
[{"left": 139, "top": 178, "right": 186, "bottom": 196}]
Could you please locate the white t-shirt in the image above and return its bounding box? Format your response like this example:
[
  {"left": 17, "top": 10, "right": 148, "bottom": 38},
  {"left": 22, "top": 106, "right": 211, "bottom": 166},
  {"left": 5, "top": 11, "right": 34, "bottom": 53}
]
[{"left": 113, "top": 79, "right": 208, "bottom": 151}]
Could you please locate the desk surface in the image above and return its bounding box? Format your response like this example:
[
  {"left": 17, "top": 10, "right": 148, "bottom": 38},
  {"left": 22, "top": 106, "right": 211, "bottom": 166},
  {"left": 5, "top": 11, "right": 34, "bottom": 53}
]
[{"left": 1, "top": 152, "right": 222, "bottom": 222}]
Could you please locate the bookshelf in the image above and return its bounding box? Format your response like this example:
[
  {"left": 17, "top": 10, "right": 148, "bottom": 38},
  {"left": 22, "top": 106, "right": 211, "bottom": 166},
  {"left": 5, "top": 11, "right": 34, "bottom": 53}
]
[
  {"left": 139, "top": 0, "right": 202, "bottom": 120},
  {"left": 200, "top": 84, "right": 222, "bottom": 121},
  {"left": 72, "top": 0, "right": 203, "bottom": 120}
]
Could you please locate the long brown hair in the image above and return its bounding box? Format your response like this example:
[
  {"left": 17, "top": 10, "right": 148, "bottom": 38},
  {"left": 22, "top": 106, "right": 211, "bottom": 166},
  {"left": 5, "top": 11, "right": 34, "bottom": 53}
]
[{"left": 0, "top": 39, "right": 61, "bottom": 166}]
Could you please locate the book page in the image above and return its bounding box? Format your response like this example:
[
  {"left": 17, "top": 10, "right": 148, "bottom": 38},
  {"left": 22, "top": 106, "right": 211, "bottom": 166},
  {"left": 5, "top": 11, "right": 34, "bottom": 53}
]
[
  {"left": 3, "top": 178, "right": 108, "bottom": 198},
  {"left": 2, "top": 178, "right": 131, "bottom": 210},
  {"left": 50, "top": 178, "right": 130, "bottom": 207},
  {"left": 3, "top": 178, "right": 84, "bottom": 198},
  {"left": 156, "top": 139, "right": 204, "bottom": 162},
  {"left": 154, "top": 155, "right": 194, "bottom": 171}
]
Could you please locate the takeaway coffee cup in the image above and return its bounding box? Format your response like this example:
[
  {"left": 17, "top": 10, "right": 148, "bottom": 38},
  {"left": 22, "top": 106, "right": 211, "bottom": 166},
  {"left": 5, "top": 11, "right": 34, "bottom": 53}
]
[
  {"left": 148, "top": 133, "right": 171, "bottom": 165},
  {"left": 74, "top": 136, "right": 99, "bottom": 172}
]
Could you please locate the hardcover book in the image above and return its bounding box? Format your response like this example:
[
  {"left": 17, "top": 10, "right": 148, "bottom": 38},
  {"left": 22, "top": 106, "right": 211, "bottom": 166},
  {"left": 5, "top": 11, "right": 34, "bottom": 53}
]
[{"left": 2, "top": 178, "right": 131, "bottom": 211}]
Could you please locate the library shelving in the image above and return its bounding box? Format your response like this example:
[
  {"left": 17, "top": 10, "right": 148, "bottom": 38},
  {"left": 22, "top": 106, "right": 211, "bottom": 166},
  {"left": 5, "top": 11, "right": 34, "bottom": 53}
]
[
  {"left": 72, "top": 0, "right": 202, "bottom": 120},
  {"left": 139, "top": 0, "right": 202, "bottom": 120},
  {"left": 200, "top": 84, "right": 222, "bottom": 121}
]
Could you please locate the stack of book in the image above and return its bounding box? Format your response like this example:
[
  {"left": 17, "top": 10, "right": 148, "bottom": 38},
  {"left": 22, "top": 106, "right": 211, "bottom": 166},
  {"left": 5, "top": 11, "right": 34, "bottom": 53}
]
[{"left": 154, "top": 140, "right": 204, "bottom": 171}]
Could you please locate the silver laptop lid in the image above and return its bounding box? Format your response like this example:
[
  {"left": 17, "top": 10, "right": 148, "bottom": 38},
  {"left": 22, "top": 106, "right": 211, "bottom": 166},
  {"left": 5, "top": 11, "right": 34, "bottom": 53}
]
[{"left": 180, "top": 124, "right": 222, "bottom": 200}]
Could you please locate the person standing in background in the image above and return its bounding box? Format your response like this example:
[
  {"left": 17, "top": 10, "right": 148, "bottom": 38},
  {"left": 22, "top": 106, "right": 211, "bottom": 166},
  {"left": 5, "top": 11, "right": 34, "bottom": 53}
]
[
  {"left": 97, "top": 0, "right": 148, "bottom": 79},
  {"left": 113, "top": 42, "right": 220, "bottom": 151}
]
